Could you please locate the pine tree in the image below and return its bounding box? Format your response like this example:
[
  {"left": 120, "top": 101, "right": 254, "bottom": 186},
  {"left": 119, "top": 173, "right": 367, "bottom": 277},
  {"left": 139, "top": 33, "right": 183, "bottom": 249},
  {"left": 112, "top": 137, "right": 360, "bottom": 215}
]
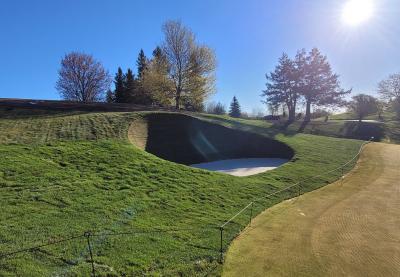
[
  {"left": 301, "top": 48, "right": 350, "bottom": 121},
  {"left": 229, "top": 96, "right": 241, "bottom": 118},
  {"left": 136, "top": 49, "right": 148, "bottom": 79},
  {"left": 114, "top": 67, "right": 127, "bottom": 103},
  {"left": 124, "top": 68, "right": 137, "bottom": 103},
  {"left": 262, "top": 53, "right": 298, "bottom": 122},
  {"left": 106, "top": 89, "right": 115, "bottom": 103}
]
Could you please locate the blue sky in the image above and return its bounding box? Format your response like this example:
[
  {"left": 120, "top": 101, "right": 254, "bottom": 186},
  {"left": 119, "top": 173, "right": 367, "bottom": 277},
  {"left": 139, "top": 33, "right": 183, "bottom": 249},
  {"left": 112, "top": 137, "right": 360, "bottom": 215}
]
[{"left": 0, "top": 0, "right": 399, "bottom": 113}]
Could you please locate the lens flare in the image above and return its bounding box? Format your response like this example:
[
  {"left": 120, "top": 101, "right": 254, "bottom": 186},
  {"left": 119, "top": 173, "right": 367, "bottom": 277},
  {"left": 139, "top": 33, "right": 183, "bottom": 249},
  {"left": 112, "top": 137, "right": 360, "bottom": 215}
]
[{"left": 342, "top": 0, "right": 374, "bottom": 26}]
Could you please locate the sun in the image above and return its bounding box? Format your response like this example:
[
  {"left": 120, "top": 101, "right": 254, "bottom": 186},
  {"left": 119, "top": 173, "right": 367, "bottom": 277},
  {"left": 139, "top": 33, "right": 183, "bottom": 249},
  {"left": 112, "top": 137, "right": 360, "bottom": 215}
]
[{"left": 342, "top": 0, "right": 374, "bottom": 26}]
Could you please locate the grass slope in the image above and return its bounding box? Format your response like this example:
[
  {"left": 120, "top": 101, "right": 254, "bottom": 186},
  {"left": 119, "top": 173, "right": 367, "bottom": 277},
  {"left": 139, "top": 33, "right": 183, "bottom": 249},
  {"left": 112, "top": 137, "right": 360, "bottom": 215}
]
[
  {"left": 223, "top": 143, "right": 400, "bottom": 276},
  {"left": 0, "top": 108, "right": 363, "bottom": 276}
]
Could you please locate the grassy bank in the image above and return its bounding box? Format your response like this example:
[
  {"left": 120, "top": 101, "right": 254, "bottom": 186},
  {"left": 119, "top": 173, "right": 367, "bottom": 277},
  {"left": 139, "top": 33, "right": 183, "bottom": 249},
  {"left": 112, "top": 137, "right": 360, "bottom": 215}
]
[{"left": 0, "top": 108, "right": 364, "bottom": 276}]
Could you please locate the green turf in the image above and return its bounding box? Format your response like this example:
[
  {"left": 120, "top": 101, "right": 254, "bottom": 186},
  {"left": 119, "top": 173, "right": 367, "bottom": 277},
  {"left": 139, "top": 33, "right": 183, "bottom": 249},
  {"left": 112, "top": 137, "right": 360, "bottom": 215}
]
[{"left": 0, "top": 108, "right": 364, "bottom": 276}]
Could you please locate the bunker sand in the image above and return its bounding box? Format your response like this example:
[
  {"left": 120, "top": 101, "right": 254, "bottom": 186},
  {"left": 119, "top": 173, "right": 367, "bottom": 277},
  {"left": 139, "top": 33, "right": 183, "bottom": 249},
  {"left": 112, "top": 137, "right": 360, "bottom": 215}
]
[
  {"left": 223, "top": 143, "right": 400, "bottom": 277},
  {"left": 191, "top": 158, "right": 289, "bottom": 176}
]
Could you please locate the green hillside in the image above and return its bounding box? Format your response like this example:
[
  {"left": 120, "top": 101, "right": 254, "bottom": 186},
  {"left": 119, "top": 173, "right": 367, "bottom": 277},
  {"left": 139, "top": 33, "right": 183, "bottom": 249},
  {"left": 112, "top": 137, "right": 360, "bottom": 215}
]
[
  {"left": 0, "top": 107, "right": 364, "bottom": 276},
  {"left": 260, "top": 110, "right": 400, "bottom": 144}
]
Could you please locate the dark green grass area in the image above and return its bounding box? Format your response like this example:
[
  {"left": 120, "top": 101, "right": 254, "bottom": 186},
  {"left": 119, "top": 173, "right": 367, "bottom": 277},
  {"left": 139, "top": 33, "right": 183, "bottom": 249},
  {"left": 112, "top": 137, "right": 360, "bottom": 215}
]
[{"left": 0, "top": 108, "right": 364, "bottom": 276}]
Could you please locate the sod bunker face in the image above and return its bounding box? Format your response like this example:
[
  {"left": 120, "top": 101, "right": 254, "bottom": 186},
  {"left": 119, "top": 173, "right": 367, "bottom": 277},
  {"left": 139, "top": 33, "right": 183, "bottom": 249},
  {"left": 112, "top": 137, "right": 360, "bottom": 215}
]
[{"left": 129, "top": 113, "right": 293, "bottom": 176}]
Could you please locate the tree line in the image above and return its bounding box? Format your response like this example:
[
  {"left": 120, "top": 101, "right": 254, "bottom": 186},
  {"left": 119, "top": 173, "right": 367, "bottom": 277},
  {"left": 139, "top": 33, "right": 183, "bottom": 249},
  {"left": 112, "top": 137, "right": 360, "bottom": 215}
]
[
  {"left": 263, "top": 48, "right": 400, "bottom": 122},
  {"left": 56, "top": 20, "right": 216, "bottom": 111},
  {"left": 56, "top": 24, "right": 400, "bottom": 120}
]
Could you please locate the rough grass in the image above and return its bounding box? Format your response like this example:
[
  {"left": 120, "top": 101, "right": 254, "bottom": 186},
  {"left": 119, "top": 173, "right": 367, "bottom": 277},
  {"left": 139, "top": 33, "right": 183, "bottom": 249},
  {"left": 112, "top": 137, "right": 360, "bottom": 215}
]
[
  {"left": 0, "top": 108, "right": 364, "bottom": 276},
  {"left": 223, "top": 143, "right": 400, "bottom": 277}
]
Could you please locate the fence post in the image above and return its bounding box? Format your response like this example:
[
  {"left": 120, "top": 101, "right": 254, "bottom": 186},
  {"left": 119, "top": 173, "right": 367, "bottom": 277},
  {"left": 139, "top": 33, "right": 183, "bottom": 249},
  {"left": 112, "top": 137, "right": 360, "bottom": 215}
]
[
  {"left": 249, "top": 202, "right": 254, "bottom": 226},
  {"left": 84, "top": 231, "right": 96, "bottom": 277},
  {"left": 219, "top": 227, "right": 224, "bottom": 263},
  {"left": 341, "top": 167, "right": 344, "bottom": 185}
]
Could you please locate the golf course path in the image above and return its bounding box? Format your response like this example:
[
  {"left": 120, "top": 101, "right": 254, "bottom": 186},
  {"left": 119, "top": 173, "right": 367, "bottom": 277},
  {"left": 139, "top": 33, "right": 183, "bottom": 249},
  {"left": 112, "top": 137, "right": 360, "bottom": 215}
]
[{"left": 223, "top": 143, "right": 400, "bottom": 277}]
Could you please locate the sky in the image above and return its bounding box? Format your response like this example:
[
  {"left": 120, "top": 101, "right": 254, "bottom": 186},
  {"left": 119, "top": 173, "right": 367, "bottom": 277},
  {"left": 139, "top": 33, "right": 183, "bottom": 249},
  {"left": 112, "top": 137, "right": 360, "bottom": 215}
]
[{"left": 0, "top": 0, "right": 399, "bottom": 113}]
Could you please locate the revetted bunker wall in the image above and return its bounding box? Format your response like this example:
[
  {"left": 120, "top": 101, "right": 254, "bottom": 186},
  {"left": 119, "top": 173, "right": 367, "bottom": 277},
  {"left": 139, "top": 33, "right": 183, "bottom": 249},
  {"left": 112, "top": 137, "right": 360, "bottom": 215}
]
[{"left": 129, "top": 113, "right": 294, "bottom": 165}]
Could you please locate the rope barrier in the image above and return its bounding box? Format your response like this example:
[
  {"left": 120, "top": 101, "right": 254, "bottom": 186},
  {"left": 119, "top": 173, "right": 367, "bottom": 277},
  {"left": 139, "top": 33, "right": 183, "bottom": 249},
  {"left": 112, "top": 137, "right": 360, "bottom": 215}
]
[{"left": 220, "top": 138, "right": 373, "bottom": 228}]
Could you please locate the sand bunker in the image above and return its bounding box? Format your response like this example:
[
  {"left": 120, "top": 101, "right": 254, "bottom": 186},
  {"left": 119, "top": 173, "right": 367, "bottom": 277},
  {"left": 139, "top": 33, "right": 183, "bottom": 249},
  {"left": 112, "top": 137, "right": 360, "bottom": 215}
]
[
  {"left": 341, "top": 119, "right": 383, "bottom": 123},
  {"left": 191, "top": 158, "right": 289, "bottom": 177}
]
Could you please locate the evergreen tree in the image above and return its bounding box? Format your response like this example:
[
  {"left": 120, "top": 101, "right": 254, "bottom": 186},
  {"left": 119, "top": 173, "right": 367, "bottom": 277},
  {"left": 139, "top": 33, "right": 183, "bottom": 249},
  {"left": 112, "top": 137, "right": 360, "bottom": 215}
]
[
  {"left": 229, "top": 96, "right": 241, "bottom": 118},
  {"left": 300, "top": 48, "right": 350, "bottom": 121},
  {"left": 106, "top": 89, "right": 115, "bottom": 103},
  {"left": 262, "top": 53, "right": 298, "bottom": 122},
  {"left": 124, "top": 68, "right": 137, "bottom": 102},
  {"left": 136, "top": 49, "right": 148, "bottom": 79},
  {"left": 114, "top": 67, "right": 127, "bottom": 103}
]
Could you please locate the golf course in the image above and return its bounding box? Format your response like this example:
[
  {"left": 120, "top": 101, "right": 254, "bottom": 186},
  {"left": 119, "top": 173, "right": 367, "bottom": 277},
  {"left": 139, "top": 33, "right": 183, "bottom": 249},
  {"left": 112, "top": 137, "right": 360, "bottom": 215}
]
[
  {"left": 223, "top": 142, "right": 400, "bottom": 277},
  {"left": 0, "top": 104, "right": 378, "bottom": 276},
  {"left": 2, "top": 1, "right": 400, "bottom": 275}
]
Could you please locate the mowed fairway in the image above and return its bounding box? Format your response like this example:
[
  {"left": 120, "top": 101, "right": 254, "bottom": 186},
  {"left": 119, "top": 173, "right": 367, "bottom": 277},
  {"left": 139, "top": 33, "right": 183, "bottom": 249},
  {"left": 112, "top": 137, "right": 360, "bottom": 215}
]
[{"left": 223, "top": 143, "right": 400, "bottom": 277}]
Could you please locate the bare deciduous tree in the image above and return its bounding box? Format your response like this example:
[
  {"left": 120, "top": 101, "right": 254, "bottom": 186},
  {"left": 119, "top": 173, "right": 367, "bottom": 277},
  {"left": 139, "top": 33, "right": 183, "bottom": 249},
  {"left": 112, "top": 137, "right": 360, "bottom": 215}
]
[
  {"left": 56, "top": 52, "right": 111, "bottom": 102},
  {"left": 377, "top": 73, "right": 400, "bottom": 102},
  {"left": 162, "top": 20, "right": 216, "bottom": 109}
]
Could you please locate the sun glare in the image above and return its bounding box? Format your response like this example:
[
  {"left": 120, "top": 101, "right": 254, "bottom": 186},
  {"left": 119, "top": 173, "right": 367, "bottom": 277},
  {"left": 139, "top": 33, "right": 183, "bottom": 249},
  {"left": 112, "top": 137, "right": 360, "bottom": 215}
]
[{"left": 342, "top": 0, "right": 374, "bottom": 26}]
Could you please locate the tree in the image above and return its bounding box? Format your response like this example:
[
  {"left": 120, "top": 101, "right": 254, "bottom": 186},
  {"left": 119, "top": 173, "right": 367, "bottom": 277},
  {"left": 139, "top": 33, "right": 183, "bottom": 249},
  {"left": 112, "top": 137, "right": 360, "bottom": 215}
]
[
  {"left": 348, "top": 94, "right": 378, "bottom": 122},
  {"left": 300, "top": 48, "right": 350, "bottom": 122},
  {"left": 162, "top": 20, "right": 216, "bottom": 109},
  {"left": 106, "top": 89, "right": 115, "bottom": 103},
  {"left": 136, "top": 49, "right": 148, "bottom": 80},
  {"left": 267, "top": 103, "right": 280, "bottom": 116},
  {"left": 376, "top": 100, "right": 386, "bottom": 120},
  {"left": 229, "top": 96, "right": 241, "bottom": 118},
  {"left": 392, "top": 98, "right": 400, "bottom": 119},
  {"left": 56, "top": 52, "right": 111, "bottom": 102},
  {"left": 114, "top": 67, "right": 127, "bottom": 103},
  {"left": 262, "top": 53, "right": 298, "bottom": 122},
  {"left": 377, "top": 73, "right": 400, "bottom": 102},
  {"left": 141, "top": 46, "right": 174, "bottom": 106},
  {"left": 206, "top": 101, "right": 226, "bottom": 115},
  {"left": 124, "top": 68, "right": 137, "bottom": 103}
]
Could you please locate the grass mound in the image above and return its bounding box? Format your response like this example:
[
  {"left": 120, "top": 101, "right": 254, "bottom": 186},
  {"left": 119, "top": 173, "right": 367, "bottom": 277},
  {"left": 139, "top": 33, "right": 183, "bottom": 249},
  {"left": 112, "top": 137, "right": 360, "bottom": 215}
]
[{"left": 0, "top": 107, "right": 364, "bottom": 276}]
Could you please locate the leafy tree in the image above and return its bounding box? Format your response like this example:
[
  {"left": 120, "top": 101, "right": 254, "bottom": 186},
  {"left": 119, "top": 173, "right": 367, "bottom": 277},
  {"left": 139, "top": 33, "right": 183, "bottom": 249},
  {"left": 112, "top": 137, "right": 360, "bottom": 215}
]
[
  {"left": 377, "top": 73, "right": 400, "bottom": 102},
  {"left": 262, "top": 53, "right": 298, "bottom": 122},
  {"left": 348, "top": 94, "right": 378, "bottom": 122},
  {"left": 136, "top": 49, "right": 148, "bottom": 79},
  {"left": 229, "top": 96, "right": 241, "bottom": 118},
  {"left": 56, "top": 52, "right": 111, "bottom": 102},
  {"left": 141, "top": 47, "right": 174, "bottom": 106},
  {"left": 114, "top": 67, "right": 127, "bottom": 103},
  {"left": 162, "top": 20, "right": 216, "bottom": 109},
  {"left": 300, "top": 48, "right": 350, "bottom": 121}
]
